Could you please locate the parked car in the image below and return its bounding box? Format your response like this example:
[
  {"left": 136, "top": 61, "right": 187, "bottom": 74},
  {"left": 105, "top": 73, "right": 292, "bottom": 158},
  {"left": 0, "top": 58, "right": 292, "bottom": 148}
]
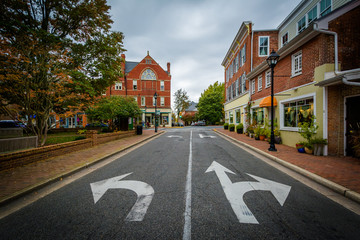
[
  {"left": 196, "top": 120, "right": 206, "bottom": 126},
  {"left": 0, "top": 120, "right": 26, "bottom": 128}
]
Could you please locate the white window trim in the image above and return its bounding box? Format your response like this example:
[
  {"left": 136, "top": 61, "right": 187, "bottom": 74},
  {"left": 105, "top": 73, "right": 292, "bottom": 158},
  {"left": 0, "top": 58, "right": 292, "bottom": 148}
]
[
  {"left": 115, "top": 82, "right": 122, "bottom": 90},
  {"left": 259, "top": 36, "right": 269, "bottom": 57},
  {"left": 160, "top": 97, "right": 165, "bottom": 106},
  {"left": 160, "top": 81, "right": 164, "bottom": 91},
  {"left": 297, "top": 15, "right": 306, "bottom": 35},
  {"left": 279, "top": 92, "right": 316, "bottom": 131},
  {"left": 281, "top": 32, "right": 288, "bottom": 47},
  {"left": 153, "top": 97, "right": 156, "bottom": 106},
  {"left": 258, "top": 76, "right": 262, "bottom": 91},
  {"left": 251, "top": 80, "right": 255, "bottom": 94},
  {"left": 292, "top": 51, "right": 302, "bottom": 77},
  {"left": 265, "top": 71, "right": 271, "bottom": 88},
  {"left": 141, "top": 96, "right": 145, "bottom": 106}
]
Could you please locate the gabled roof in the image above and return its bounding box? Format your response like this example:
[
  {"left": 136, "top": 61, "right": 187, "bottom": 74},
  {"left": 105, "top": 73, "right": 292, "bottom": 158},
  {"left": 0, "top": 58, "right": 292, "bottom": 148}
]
[
  {"left": 125, "top": 61, "right": 139, "bottom": 73},
  {"left": 185, "top": 101, "right": 198, "bottom": 112}
]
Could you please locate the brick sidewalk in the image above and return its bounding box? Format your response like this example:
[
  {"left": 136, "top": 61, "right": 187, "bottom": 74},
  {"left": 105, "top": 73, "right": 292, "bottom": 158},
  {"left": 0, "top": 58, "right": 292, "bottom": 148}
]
[
  {"left": 216, "top": 128, "right": 360, "bottom": 194},
  {"left": 0, "top": 130, "right": 162, "bottom": 204}
]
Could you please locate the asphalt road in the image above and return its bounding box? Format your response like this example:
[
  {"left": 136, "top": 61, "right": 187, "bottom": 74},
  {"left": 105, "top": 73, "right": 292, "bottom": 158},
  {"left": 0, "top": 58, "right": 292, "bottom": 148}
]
[{"left": 0, "top": 127, "right": 360, "bottom": 239}]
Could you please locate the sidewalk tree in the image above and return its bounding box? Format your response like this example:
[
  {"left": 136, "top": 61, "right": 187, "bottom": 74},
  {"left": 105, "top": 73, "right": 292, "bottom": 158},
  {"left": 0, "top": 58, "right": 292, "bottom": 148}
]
[
  {"left": 0, "top": 0, "right": 125, "bottom": 146},
  {"left": 86, "top": 96, "right": 141, "bottom": 131},
  {"left": 197, "top": 81, "right": 224, "bottom": 124},
  {"left": 173, "top": 88, "right": 190, "bottom": 121}
]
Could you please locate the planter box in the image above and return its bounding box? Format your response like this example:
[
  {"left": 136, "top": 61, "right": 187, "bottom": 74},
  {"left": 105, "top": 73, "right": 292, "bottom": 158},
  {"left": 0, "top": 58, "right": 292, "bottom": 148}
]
[
  {"left": 236, "top": 128, "right": 243, "bottom": 134},
  {"left": 313, "top": 144, "right": 324, "bottom": 156}
]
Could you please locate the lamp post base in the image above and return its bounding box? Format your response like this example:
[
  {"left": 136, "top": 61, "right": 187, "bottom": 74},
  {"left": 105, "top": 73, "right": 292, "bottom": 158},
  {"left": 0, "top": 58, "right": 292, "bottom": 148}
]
[{"left": 268, "top": 144, "right": 277, "bottom": 152}]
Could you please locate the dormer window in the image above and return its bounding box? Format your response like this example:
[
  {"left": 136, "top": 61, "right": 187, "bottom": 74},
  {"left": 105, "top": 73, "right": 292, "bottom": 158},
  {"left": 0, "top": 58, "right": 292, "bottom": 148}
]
[{"left": 146, "top": 59, "right": 152, "bottom": 64}]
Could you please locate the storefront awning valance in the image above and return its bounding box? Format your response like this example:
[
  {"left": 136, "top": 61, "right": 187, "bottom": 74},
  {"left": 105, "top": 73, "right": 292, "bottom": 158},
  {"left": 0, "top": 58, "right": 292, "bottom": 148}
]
[{"left": 259, "top": 96, "right": 277, "bottom": 107}]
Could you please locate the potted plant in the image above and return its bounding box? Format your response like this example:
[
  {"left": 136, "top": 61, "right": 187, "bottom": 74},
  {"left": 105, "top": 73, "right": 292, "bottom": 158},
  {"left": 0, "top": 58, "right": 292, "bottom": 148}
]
[
  {"left": 312, "top": 137, "right": 328, "bottom": 156},
  {"left": 296, "top": 141, "right": 306, "bottom": 153},
  {"left": 229, "top": 124, "right": 235, "bottom": 132},
  {"left": 259, "top": 127, "right": 266, "bottom": 141},
  {"left": 224, "top": 123, "right": 229, "bottom": 130},
  {"left": 274, "top": 128, "right": 281, "bottom": 144},
  {"left": 236, "top": 123, "right": 244, "bottom": 134},
  {"left": 254, "top": 125, "right": 261, "bottom": 140},
  {"left": 298, "top": 116, "right": 318, "bottom": 154},
  {"left": 304, "top": 142, "right": 313, "bottom": 154}
]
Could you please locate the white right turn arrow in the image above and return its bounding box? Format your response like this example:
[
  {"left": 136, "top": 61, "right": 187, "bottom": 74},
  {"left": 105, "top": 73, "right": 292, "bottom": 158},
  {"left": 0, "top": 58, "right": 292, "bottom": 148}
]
[{"left": 206, "top": 161, "right": 291, "bottom": 224}]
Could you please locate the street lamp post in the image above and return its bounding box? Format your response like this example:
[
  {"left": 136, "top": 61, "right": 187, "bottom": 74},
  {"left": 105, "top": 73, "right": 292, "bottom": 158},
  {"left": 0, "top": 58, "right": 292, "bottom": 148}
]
[
  {"left": 154, "top": 92, "right": 158, "bottom": 133},
  {"left": 266, "top": 50, "right": 280, "bottom": 152}
]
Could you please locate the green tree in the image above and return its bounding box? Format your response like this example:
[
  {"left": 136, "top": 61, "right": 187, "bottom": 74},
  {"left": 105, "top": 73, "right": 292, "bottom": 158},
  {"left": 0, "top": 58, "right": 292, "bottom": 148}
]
[
  {"left": 86, "top": 96, "right": 141, "bottom": 131},
  {"left": 173, "top": 88, "right": 190, "bottom": 121},
  {"left": 0, "top": 0, "right": 125, "bottom": 146},
  {"left": 197, "top": 81, "right": 225, "bottom": 124}
]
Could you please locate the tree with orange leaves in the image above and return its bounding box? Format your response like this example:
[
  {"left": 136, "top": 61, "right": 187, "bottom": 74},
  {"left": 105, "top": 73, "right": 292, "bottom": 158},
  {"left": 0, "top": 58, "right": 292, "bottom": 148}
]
[{"left": 0, "top": 0, "right": 125, "bottom": 146}]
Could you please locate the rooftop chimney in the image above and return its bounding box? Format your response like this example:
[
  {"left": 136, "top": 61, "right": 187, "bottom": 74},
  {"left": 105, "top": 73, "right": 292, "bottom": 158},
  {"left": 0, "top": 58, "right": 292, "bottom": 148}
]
[{"left": 167, "top": 62, "right": 171, "bottom": 74}]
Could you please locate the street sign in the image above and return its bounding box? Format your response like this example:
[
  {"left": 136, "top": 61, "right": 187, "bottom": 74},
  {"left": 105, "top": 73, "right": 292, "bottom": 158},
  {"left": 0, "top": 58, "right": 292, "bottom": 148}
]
[
  {"left": 156, "top": 110, "right": 160, "bottom": 115},
  {"left": 206, "top": 161, "right": 291, "bottom": 224},
  {"left": 90, "top": 173, "right": 154, "bottom": 222}
]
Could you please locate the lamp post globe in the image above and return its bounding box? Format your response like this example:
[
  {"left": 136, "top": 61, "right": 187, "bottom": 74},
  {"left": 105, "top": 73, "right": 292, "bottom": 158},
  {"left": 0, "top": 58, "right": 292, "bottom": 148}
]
[
  {"left": 154, "top": 92, "right": 158, "bottom": 133},
  {"left": 266, "top": 50, "right": 279, "bottom": 152}
]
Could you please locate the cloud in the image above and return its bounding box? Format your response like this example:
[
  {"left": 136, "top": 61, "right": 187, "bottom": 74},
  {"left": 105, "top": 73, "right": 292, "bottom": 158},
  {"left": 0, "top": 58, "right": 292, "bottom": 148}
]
[{"left": 108, "top": 0, "right": 302, "bottom": 108}]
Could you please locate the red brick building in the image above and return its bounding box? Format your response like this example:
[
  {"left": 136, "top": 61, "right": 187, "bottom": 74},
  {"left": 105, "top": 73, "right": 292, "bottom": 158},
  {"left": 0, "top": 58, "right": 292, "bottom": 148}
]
[{"left": 104, "top": 52, "right": 172, "bottom": 127}]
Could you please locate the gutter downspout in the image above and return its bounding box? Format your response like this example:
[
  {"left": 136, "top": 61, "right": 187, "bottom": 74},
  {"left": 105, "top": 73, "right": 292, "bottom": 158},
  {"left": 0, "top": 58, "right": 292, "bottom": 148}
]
[{"left": 314, "top": 23, "right": 360, "bottom": 86}]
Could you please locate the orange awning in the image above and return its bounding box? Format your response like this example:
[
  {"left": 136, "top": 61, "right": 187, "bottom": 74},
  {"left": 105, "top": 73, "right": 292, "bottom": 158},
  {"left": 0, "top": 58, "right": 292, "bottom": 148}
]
[{"left": 259, "top": 96, "right": 277, "bottom": 107}]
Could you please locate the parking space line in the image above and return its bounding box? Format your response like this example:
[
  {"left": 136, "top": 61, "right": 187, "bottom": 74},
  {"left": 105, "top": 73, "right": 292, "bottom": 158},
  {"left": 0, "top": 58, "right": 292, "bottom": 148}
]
[{"left": 183, "top": 131, "right": 192, "bottom": 240}]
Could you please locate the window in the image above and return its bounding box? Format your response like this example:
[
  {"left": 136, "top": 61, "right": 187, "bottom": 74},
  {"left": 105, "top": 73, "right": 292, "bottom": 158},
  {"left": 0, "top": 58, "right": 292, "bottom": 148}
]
[
  {"left": 292, "top": 51, "right": 302, "bottom": 76},
  {"left": 141, "top": 69, "right": 156, "bottom": 80},
  {"left": 161, "top": 97, "right": 164, "bottom": 106},
  {"left": 232, "top": 82, "right": 236, "bottom": 98},
  {"left": 238, "top": 51, "right": 241, "bottom": 69},
  {"left": 237, "top": 78, "right": 241, "bottom": 95},
  {"left": 133, "top": 80, "right": 137, "bottom": 90},
  {"left": 320, "top": 0, "right": 331, "bottom": 17},
  {"left": 160, "top": 81, "right": 164, "bottom": 91},
  {"left": 252, "top": 108, "right": 264, "bottom": 125},
  {"left": 265, "top": 71, "right": 271, "bottom": 88},
  {"left": 235, "top": 54, "right": 239, "bottom": 70},
  {"left": 141, "top": 96, "right": 145, "bottom": 106},
  {"left": 235, "top": 109, "right": 241, "bottom": 124},
  {"left": 241, "top": 74, "right": 246, "bottom": 93},
  {"left": 297, "top": 16, "right": 306, "bottom": 33},
  {"left": 241, "top": 44, "right": 246, "bottom": 64},
  {"left": 153, "top": 96, "right": 156, "bottom": 106},
  {"left": 146, "top": 59, "right": 152, "bottom": 64},
  {"left": 115, "top": 82, "right": 122, "bottom": 90},
  {"left": 259, "top": 36, "right": 269, "bottom": 56},
  {"left": 308, "top": 5, "right": 317, "bottom": 24},
  {"left": 229, "top": 111, "right": 233, "bottom": 123},
  {"left": 283, "top": 98, "right": 314, "bottom": 128},
  {"left": 258, "top": 76, "right": 262, "bottom": 91},
  {"left": 134, "top": 96, "right": 137, "bottom": 103},
  {"left": 282, "top": 32, "right": 288, "bottom": 46},
  {"left": 251, "top": 80, "right": 255, "bottom": 94}
]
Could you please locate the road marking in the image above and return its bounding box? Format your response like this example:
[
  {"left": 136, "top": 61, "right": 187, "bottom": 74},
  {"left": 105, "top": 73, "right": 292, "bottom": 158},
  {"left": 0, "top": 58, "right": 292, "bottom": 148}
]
[
  {"left": 205, "top": 161, "right": 291, "bottom": 224},
  {"left": 199, "top": 134, "right": 216, "bottom": 138},
  {"left": 183, "top": 131, "right": 192, "bottom": 240},
  {"left": 90, "top": 173, "right": 154, "bottom": 221},
  {"left": 167, "top": 135, "right": 183, "bottom": 138}
]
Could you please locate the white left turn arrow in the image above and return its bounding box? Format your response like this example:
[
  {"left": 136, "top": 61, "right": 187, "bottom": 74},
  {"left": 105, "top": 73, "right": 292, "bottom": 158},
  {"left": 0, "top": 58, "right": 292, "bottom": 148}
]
[
  {"left": 206, "top": 161, "right": 291, "bottom": 224},
  {"left": 90, "top": 173, "right": 154, "bottom": 221},
  {"left": 199, "top": 134, "right": 216, "bottom": 138}
]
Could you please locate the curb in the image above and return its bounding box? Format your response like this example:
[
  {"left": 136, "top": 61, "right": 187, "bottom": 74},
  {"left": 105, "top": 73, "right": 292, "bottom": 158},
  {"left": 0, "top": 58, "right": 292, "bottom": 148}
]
[
  {"left": 214, "top": 129, "right": 360, "bottom": 205},
  {"left": 0, "top": 131, "right": 165, "bottom": 207}
]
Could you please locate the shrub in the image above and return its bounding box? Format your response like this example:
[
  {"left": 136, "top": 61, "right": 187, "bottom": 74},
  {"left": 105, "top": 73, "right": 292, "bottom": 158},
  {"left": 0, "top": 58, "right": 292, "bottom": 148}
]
[
  {"left": 229, "top": 124, "right": 235, "bottom": 131},
  {"left": 224, "top": 123, "right": 229, "bottom": 129}
]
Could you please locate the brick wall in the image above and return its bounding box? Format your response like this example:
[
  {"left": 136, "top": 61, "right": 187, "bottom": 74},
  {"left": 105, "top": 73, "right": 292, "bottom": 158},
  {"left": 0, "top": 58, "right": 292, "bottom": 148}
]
[
  {"left": 327, "top": 85, "right": 360, "bottom": 156},
  {"left": 0, "top": 130, "right": 136, "bottom": 171}
]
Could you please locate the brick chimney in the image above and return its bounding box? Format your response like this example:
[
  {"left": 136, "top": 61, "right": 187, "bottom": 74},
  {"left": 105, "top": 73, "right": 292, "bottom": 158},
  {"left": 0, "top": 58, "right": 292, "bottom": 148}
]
[{"left": 167, "top": 62, "right": 171, "bottom": 74}]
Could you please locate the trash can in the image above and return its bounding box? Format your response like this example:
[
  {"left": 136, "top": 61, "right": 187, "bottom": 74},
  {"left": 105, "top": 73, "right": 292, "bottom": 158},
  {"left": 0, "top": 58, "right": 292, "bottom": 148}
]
[{"left": 136, "top": 125, "right": 143, "bottom": 135}]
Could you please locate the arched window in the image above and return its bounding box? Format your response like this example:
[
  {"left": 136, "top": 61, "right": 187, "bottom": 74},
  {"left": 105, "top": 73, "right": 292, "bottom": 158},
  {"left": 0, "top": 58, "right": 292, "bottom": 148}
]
[{"left": 141, "top": 69, "right": 156, "bottom": 80}]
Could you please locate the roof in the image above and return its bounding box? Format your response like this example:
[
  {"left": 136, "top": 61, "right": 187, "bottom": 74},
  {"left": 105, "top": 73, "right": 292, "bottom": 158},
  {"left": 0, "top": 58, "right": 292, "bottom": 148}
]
[
  {"left": 125, "top": 61, "right": 139, "bottom": 73},
  {"left": 185, "top": 102, "right": 198, "bottom": 112}
]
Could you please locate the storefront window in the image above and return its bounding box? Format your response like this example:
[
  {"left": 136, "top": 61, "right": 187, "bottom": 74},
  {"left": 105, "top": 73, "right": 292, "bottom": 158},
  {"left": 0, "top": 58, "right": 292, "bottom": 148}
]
[
  {"left": 235, "top": 109, "right": 240, "bottom": 124},
  {"left": 252, "top": 108, "right": 264, "bottom": 125},
  {"left": 229, "top": 111, "right": 233, "bottom": 123},
  {"left": 284, "top": 98, "right": 313, "bottom": 127}
]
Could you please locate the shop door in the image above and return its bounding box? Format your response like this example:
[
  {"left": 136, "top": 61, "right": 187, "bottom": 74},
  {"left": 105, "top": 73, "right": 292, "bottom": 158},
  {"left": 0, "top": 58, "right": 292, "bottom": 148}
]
[{"left": 346, "top": 96, "right": 360, "bottom": 157}]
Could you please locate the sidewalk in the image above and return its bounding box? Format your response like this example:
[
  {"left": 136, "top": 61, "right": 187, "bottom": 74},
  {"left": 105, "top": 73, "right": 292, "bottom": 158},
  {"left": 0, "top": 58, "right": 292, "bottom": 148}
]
[
  {"left": 215, "top": 128, "right": 360, "bottom": 203},
  {"left": 0, "top": 130, "right": 163, "bottom": 205}
]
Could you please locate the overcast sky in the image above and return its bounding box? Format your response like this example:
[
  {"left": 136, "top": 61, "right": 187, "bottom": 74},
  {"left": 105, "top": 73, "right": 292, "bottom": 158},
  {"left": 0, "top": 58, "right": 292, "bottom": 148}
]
[{"left": 107, "top": 0, "right": 302, "bottom": 107}]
